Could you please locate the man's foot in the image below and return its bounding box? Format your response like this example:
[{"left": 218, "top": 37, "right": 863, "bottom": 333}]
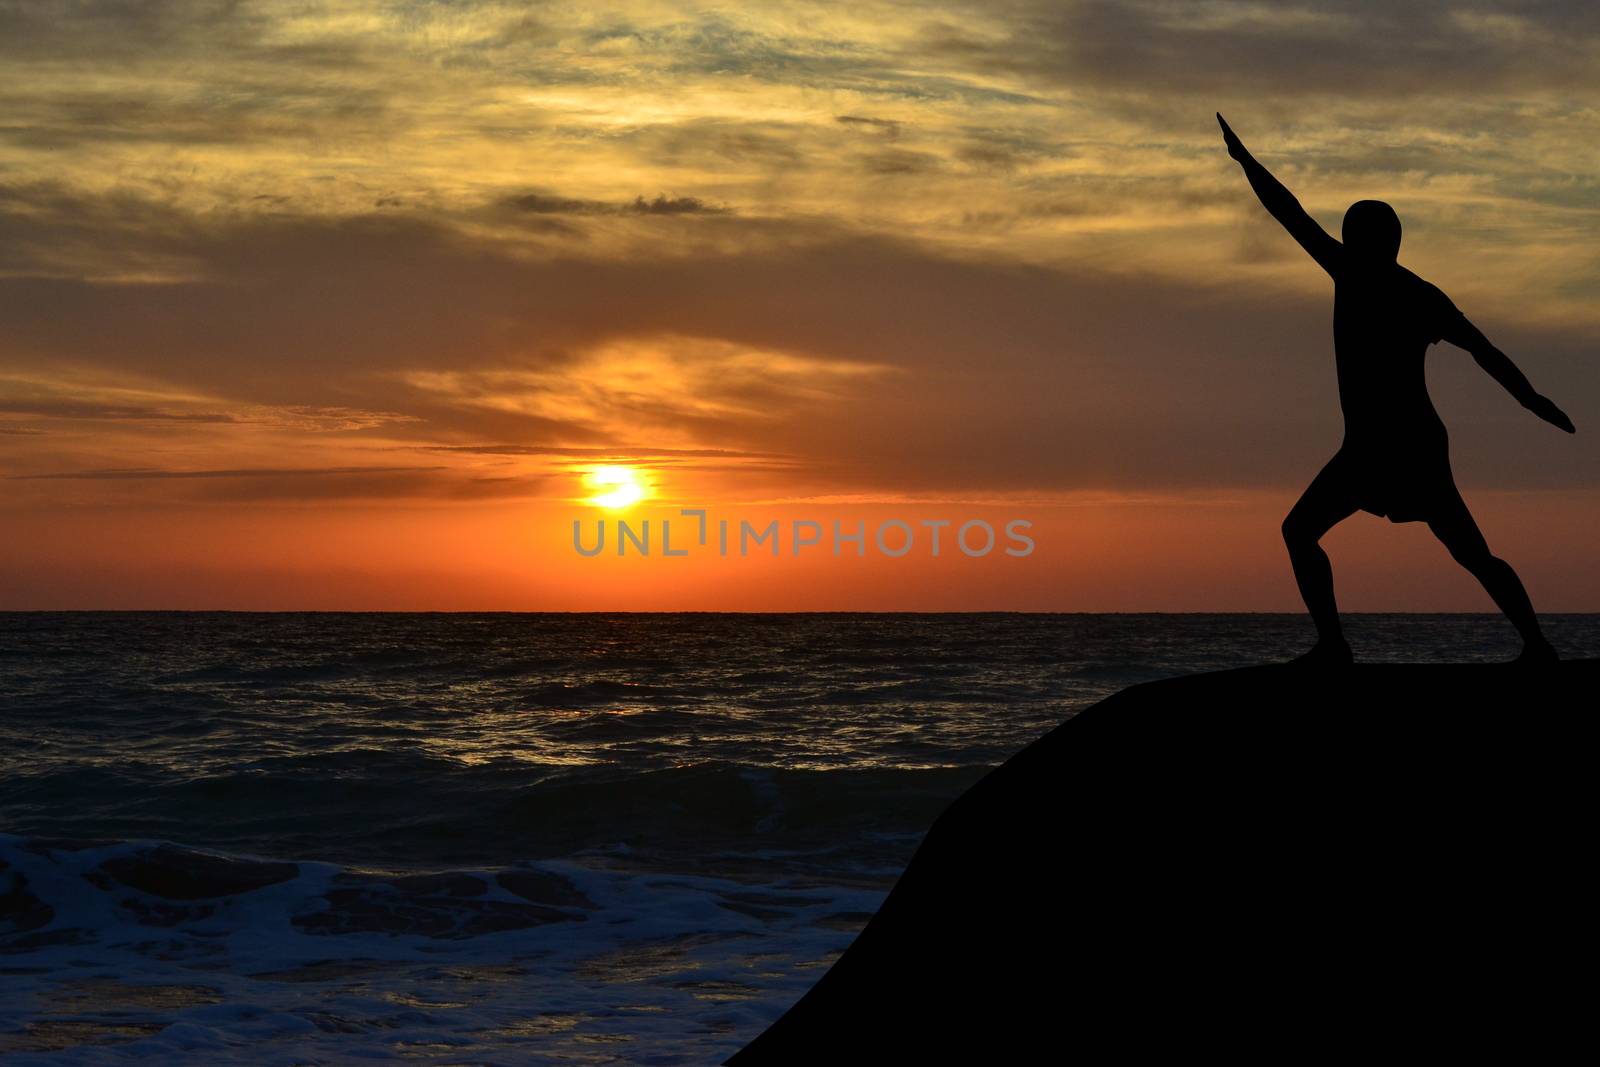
[
  {"left": 1513, "top": 638, "right": 1559, "bottom": 665},
  {"left": 1288, "top": 638, "right": 1353, "bottom": 667}
]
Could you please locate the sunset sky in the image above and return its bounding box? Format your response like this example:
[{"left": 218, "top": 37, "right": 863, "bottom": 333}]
[{"left": 2, "top": 1, "right": 1596, "bottom": 610}]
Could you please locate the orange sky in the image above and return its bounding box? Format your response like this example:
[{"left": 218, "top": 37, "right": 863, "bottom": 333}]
[{"left": 1, "top": 2, "right": 1596, "bottom": 610}]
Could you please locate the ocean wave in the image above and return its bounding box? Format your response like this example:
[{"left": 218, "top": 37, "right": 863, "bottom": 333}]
[
  {"left": 3, "top": 759, "right": 984, "bottom": 874},
  {"left": 0, "top": 833, "right": 879, "bottom": 1063},
  {"left": 4, "top": 611, "right": 1589, "bottom": 1061}
]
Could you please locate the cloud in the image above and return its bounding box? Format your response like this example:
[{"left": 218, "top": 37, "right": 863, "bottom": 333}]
[
  {"left": 242, "top": 406, "right": 419, "bottom": 432},
  {"left": 0, "top": 192, "right": 1590, "bottom": 500},
  {"left": 836, "top": 114, "right": 902, "bottom": 138},
  {"left": 0, "top": 1, "right": 1594, "bottom": 510},
  {"left": 930, "top": 1, "right": 1600, "bottom": 101},
  {"left": 625, "top": 193, "right": 727, "bottom": 215},
  {"left": 5, "top": 463, "right": 555, "bottom": 504},
  {"left": 0, "top": 372, "right": 414, "bottom": 432},
  {"left": 423, "top": 444, "right": 792, "bottom": 461},
  {"left": 502, "top": 191, "right": 730, "bottom": 216},
  {"left": 858, "top": 149, "right": 942, "bottom": 175},
  {"left": 13, "top": 465, "right": 443, "bottom": 481},
  {"left": 0, "top": 400, "right": 235, "bottom": 422},
  {"left": 505, "top": 193, "right": 612, "bottom": 215},
  {"left": 615, "top": 116, "right": 813, "bottom": 171}
]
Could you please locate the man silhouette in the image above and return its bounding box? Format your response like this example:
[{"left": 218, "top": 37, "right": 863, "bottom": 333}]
[{"left": 1217, "top": 114, "right": 1574, "bottom": 664}]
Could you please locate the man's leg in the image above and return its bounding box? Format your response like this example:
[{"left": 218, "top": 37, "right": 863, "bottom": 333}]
[
  {"left": 1426, "top": 491, "right": 1556, "bottom": 659},
  {"left": 1283, "top": 455, "right": 1360, "bottom": 655}
]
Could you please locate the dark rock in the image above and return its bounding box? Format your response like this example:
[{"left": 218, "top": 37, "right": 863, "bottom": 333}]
[
  {"left": 496, "top": 869, "right": 597, "bottom": 909},
  {"left": 99, "top": 844, "right": 298, "bottom": 900},
  {"left": 0, "top": 867, "right": 54, "bottom": 934},
  {"left": 21, "top": 839, "right": 121, "bottom": 855},
  {"left": 729, "top": 661, "right": 1595, "bottom": 1062}
]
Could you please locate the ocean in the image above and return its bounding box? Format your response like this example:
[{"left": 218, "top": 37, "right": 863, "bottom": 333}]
[{"left": 3, "top": 612, "right": 1596, "bottom": 1064}]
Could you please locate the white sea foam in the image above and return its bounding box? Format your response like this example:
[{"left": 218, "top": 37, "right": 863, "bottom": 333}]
[{"left": 1, "top": 834, "right": 882, "bottom": 1063}]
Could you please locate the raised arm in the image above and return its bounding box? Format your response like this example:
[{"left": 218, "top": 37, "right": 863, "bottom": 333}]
[
  {"left": 1440, "top": 312, "right": 1576, "bottom": 433},
  {"left": 1217, "top": 113, "right": 1342, "bottom": 277}
]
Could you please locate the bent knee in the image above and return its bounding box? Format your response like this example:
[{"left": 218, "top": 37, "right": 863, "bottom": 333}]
[
  {"left": 1449, "top": 545, "right": 1499, "bottom": 571},
  {"left": 1281, "top": 514, "right": 1318, "bottom": 549}
]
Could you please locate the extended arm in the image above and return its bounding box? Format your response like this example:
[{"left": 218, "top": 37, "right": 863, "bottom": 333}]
[
  {"left": 1442, "top": 314, "right": 1576, "bottom": 433},
  {"left": 1217, "top": 113, "right": 1342, "bottom": 276}
]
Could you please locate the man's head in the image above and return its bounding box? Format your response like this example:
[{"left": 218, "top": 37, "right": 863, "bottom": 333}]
[{"left": 1342, "top": 200, "right": 1401, "bottom": 262}]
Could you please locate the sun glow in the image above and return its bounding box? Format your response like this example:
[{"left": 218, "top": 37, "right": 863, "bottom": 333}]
[{"left": 585, "top": 466, "right": 647, "bottom": 509}]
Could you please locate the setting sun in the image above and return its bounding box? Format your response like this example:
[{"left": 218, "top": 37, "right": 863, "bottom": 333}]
[{"left": 585, "top": 466, "right": 648, "bottom": 509}]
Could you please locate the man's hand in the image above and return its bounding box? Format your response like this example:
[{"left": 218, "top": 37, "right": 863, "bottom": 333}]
[
  {"left": 1217, "top": 112, "right": 1247, "bottom": 162},
  {"left": 1526, "top": 393, "right": 1576, "bottom": 433}
]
